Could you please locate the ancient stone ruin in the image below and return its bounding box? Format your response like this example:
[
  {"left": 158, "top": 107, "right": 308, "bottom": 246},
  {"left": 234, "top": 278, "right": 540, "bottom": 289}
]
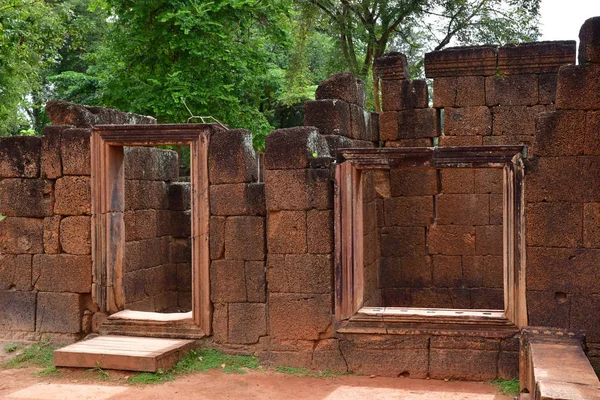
[{"left": 3, "top": 15, "right": 600, "bottom": 400}]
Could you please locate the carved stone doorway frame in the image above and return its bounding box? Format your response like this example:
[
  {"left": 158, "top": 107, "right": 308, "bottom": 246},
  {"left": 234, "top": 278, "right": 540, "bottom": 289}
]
[{"left": 91, "top": 124, "right": 216, "bottom": 335}]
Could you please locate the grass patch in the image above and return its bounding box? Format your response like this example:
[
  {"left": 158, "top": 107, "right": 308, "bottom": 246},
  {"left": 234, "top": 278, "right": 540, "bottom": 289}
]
[
  {"left": 2, "top": 339, "right": 55, "bottom": 369},
  {"left": 490, "top": 378, "right": 520, "bottom": 396},
  {"left": 129, "top": 348, "right": 259, "bottom": 385},
  {"left": 36, "top": 365, "right": 61, "bottom": 377},
  {"left": 87, "top": 362, "right": 110, "bottom": 381},
  {"left": 4, "top": 343, "right": 20, "bottom": 353},
  {"left": 274, "top": 365, "right": 347, "bottom": 378}
]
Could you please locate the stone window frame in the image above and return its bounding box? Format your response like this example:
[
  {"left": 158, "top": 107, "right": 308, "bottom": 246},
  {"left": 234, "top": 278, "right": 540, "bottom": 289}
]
[
  {"left": 90, "top": 124, "right": 214, "bottom": 335},
  {"left": 334, "top": 145, "right": 527, "bottom": 332}
]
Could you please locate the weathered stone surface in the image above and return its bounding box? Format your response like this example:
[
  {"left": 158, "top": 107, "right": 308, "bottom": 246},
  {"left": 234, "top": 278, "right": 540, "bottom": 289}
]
[
  {"left": 210, "top": 183, "right": 265, "bottom": 216},
  {"left": 384, "top": 196, "right": 434, "bottom": 227},
  {"left": 390, "top": 169, "right": 438, "bottom": 196},
  {"left": 124, "top": 210, "right": 157, "bottom": 242},
  {"left": 380, "top": 256, "right": 432, "bottom": 288},
  {"left": 433, "top": 255, "right": 462, "bottom": 287},
  {"left": 46, "top": 100, "right": 156, "bottom": 127},
  {"left": 570, "top": 294, "right": 600, "bottom": 341},
  {"left": 470, "top": 287, "right": 503, "bottom": 309},
  {"left": 307, "top": 210, "right": 333, "bottom": 254},
  {"left": 539, "top": 74, "right": 558, "bottom": 105},
  {"left": 474, "top": 168, "right": 502, "bottom": 194},
  {"left": 315, "top": 72, "right": 365, "bottom": 107},
  {"left": 0, "top": 179, "right": 53, "bottom": 217},
  {"left": 43, "top": 216, "right": 61, "bottom": 254},
  {"left": 61, "top": 128, "right": 91, "bottom": 175},
  {"left": 438, "top": 135, "right": 482, "bottom": 146},
  {"left": 428, "top": 225, "right": 475, "bottom": 255},
  {"left": 169, "top": 210, "right": 190, "bottom": 238},
  {"left": 304, "top": 100, "right": 351, "bottom": 138},
  {"left": 0, "top": 217, "right": 43, "bottom": 254},
  {"left": 224, "top": 216, "right": 265, "bottom": 260},
  {"left": 349, "top": 104, "right": 367, "bottom": 140},
  {"left": 54, "top": 176, "right": 91, "bottom": 215},
  {"left": 36, "top": 292, "right": 82, "bottom": 333},
  {"left": 429, "top": 349, "right": 498, "bottom": 380},
  {"left": 0, "top": 136, "right": 41, "bottom": 178},
  {"left": 124, "top": 147, "right": 178, "bottom": 181},
  {"left": 258, "top": 339, "right": 315, "bottom": 368},
  {"left": 125, "top": 237, "right": 170, "bottom": 271},
  {"left": 210, "top": 259, "right": 246, "bottom": 302},
  {"left": 526, "top": 157, "right": 589, "bottom": 202},
  {"left": 176, "top": 263, "right": 192, "bottom": 292},
  {"left": 125, "top": 180, "right": 168, "bottom": 211},
  {"left": 267, "top": 254, "right": 332, "bottom": 294},
  {"left": 245, "top": 261, "right": 266, "bottom": 303},
  {"left": 497, "top": 41, "right": 576, "bottom": 74},
  {"left": 534, "top": 110, "right": 586, "bottom": 156},
  {"left": 584, "top": 203, "right": 600, "bottom": 248},
  {"left": 267, "top": 211, "right": 306, "bottom": 254},
  {"left": 321, "top": 134, "right": 354, "bottom": 154},
  {"left": 0, "top": 290, "right": 36, "bottom": 331},
  {"left": 41, "top": 125, "right": 66, "bottom": 179},
  {"left": 579, "top": 17, "right": 600, "bottom": 64},
  {"left": 463, "top": 255, "right": 503, "bottom": 288},
  {"left": 269, "top": 293, "right": 332, "bottom": 340},
  {"left": 397, "top": 109, "right": 438, "bottom": 138},
  {"left": 379, "top": 111, "right": 398, "bottom": 141},
  {"left": 475, "top": 225, "right": 503, "bottom": 256},
  {"left": 486, "top": 75, "right": 538, "bottom": 106},
  {"left": 60, "top": 216, "right": 91, "bottom": 255},
  {"left": 434, "top": 76, "right": 486, "bottom": 108},
  {"left": 437, "top": 193, "right": 489, "bottom": 225},
  {"left": 312, "top": 339, "right": 348, "bottom": 372},
  {"left": 490, "top": 193, "right": 503, "bottom": 225},
  {"left": 228, "top": 303, "right": 266, "bottom": 344},
  {"left": 527, "top": 202, "right": 582, "bottom": 247},
  {"left": 424, "top": 46, "right": 497, "bottom": 78},
  {"left": 484, "top": 135, "right": 536, "bottom": 147},
  {"left": 381, "top": 79, "right": 428, "bottom": 111},
  {"left": 441, "top": 169, "right": 474, "bottom": 193},
  {"left": 380, "top": 227, "right": 426, "bottom": 256},
  {"left": 339, "top": 336, "right": 429, "bottom": 378},
  {"left": 265, "top": 127, "right": 330, "bottom": 170},
  {"left": 444, "top": 107, "right": 491, "bottom": 136},
  {"left": 585, "top": 111, "right": 600, "bottom": 155},
  {"left": 32, "top": 254, "right": 92, "bottom": 293},
  {"left": 374, "top": 52, "right": 410, "bottom": 80},
  {"left": 212, "top": 303, "right": 228, "bottom": 343},
  {"left": 208, "top": 129, "right": 257, "bottom": 184},
  {"left": 556, "top": 64, "right": 600, "bottom": 110},
  {"left": 526, "top": 290, "right": 570, "bottom": 328},
  {"left": 209, "top": 216, "right": 225, "bottom": 260},
  {"left": 0, "top": 254, "right": 32, "bottom": 290},
  {"left": 168, "top": 182, "right": 191, "bottom": 211},
  {"left": 265, "top": 169, "right": 331, "bottom": 211}
]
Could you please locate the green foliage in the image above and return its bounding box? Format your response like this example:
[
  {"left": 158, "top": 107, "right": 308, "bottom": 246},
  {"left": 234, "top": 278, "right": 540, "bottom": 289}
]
[
  {"left": 274, "top": 365, "right": 347, "bottom": 378},
  {"left": 490, "top": 378, "right": 520, "bottom": 396},
  {"left": 2, "top": 339, "right": 55, "bottom": 369},
  {"left": 129, "top": 370, "right": 174, "bottom": 385},
  {"left": 0, "top": 214, "right": 5, "bottom": 221},
  {"left": 4, "top": 344, "right": 20, "bottom": 353},
  {"left": 36, "top": 365, "right": 61, "bottom": 377},
  {"left": 87, "top": 362, "right": 110, "bottom": 381}
]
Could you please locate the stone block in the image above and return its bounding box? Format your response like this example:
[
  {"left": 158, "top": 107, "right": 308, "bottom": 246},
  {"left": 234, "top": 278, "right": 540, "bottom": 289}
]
[
  {"left": 210, "top": 183, "right": 265, "bottom": 216},
  {"left": 433, "top": 77, "right": 456, "bottom": 108},
  {"left": 125, "top": 180, "right": 168, "bottom": 211},
  {"left": 397, "top": 109, "right": 438, "bottom": 138},
  {"left": 60, "top": 216, "right": 91, "bottom": 255},
  {"left": 437, "top": 193, "right": 489, "bottom": 225},
  {"left": 464, "top": 255, "right": 503, "bottom": 288},
  {"left": 486, "top": 74, "right": 539, "bottom": 106},
  {"left": 265, "top": 127, "right": 330, "bottom": 170},
  {"left": 0, "top": 254, "right": 32, "bottom": 290},
  {"left": 267, "top": 211, "right": 306, "bottom": 254},
  {"left": 535, "top": 110, "right": 586, "bottom": 156},
  {"left": 381, "top": 79, "right": 428, "bottom": 111},
  {"left": 526, "top": 157, "right": 590, "bottom": 202},
  {"left": 379, "top": 111, "right": 398, "bottom": 141},
  {"left": 36, "top": 292, "right": 82, "bottom": 334},
  {"left": 210, "top": 259, "right": 247, "bottom": 302},
  {"left": 349, "top": 104, "right": 366, "bottom": 140},
  {"left": 444, "top": 107, "right": 491, "bottom": 136},
  {"left": 124, "top": 210, "right": 157, "bottom": 242},
  {"left": 339, "top": 336, "right": 429, "bottom": 378},
  {"left": 208, "top": 129, "right": 257, "bottom": 184},
  {"left": 43, "top": 216, "right": 61, "bottom": 254},
  {"left": 570, "top": 294, "right": 600, "bottom": 342},
  {"left": 269, "top": 293, "right": 332, "bottom": 340},
  {"left": 168, "top": 182, "right": 191, "bottom": 211},
  {"left": 380, "top": 227, "right": 426, "bottom": 256},
  {"left": 315, "top": 72, "right": 364, "bottom": 106},
  {"left": 321, "top": 135, "right": 354, "bottom": 154},
  {"left": 176, "top": 263, "right": 192, "bottom": 292},
  {"left": 124, "top": 146, "right": 178, "bottom": 181},
  {"left": 0, "top": 136, "right": 41, "bottom": 178},
  {"left": 579, "top": 17, "right": 600, "bottom": 64},
  {"left": 433, "top": 255, "right": 462, "bottom": 287},
  {"left": 0, "top": 290, "right": 36, "bottom": 331},
  {"left": 304, "top": 100, "right": 351, "bottom": 137},
  {"left": 526, "top": 291, "right": 570, "bottom": 328},
  {"left": 125, "top": 237, "right": 170, "bottom": 271},
  {"left": 384, "top": 196, "right": 434, "bottom": 227},
  {"left": 470, "top": 288, "right": 504, "bottom": 309},
  {"left": 539, "top": 74, "right": 558, "bottom": 105},
  {"left": 170, "top": 238, "right": 191, "bottom": 263},
  {"left": 212, "top": 303, "right": 228, "bottom": 343},
  {"left": 497, "top": 41, "right": 576, "bottom": 74},
  {"left": 307, "top": 210, "right": 333, "bottom": 254},
  {"left": 0, "top": 217, "right": 43, "bottom": 254},
  {"left": 428, "top": 225, "right": 475, "bottom": 255},
  {"left": 46, "top": 100, "right": 156, "bottom": 127},
  {"left": 438, "top": 135, "right": 482, "bottom": 146},
  {"left": 267, "top": 254, "right": 332, "bottom": 294},
  {"left": 584, "top": 203, "right": 600, "bottom": 248},
  {"left": 41, "top": 125, "right": 66, "bottom": 179},
  {"left": 429, "top": 349, "right": 498, "bottom": 381},
  {"left": 209, "top": 216, "right": 225, "bottom": 260},
  {"left": 380, "top": 256, "right": 432, "bottom": 288},
  {"left": 585, "top": 111, "right": 600, "bottom": 155},
  {"left": 311, "top": 339, "right": 348, "bottom": 372},
  {"left": 368, "top": 111, "right": 379, "bottom": 142},
  {"left": 32, "top": 254, "right": 92, "bottom": 293},
  {"left": 526, "top": 202, "right": 582, "bottom": 247},
  {"left": 474, "top": 168, "right": 503, "bottom": 194},
  {"left": 54, "top": 176, "right": 91, "bottom": 215},
  {"left": 225, "top": 216, "right": 265, "bottom": 260},
  {"left": 374, "top": 52, "right": 409, "bottom": 80},
  {"left": 60, "top": 128, "right": 91, "bottom": 175},
  {"left": 258, "top": 339, "right": 315, "bottom": 369},
  {"left": 228, "top": 303, "right": 267, "bottom": 344},
  {"left": 245, "top": 261, "right": 266, "bottom": 303},
  {"left": 0, "top": 178, "right": 53, "bottom": 217},
  {"left": 490, "top": 193, "right": 503, "bottom": 225},
  {"left": 385, "top": 138, "right": 434, "bottom": 147},
  {"left": 389, "top": 169, "right": 438, "bottom": 196},
  {"left": 441, "top": 169, "right": 474, "bottom": 193},
  {"left": 265, "top": 169, "right": 332, "bottom": 211},
  {"left": 556, "top": 64, "right": 600, "bottom": 110},
  {"left": 424, "top": 46, "right": 497, "bottom": 78},
  {"left": 476, "top": 225, "right": 503, "bottom": 256},
  {"left": 492, "top": 105, "right": 546, "bottom": 137},
  {"left": 169, "top": 210, "right": 190, "bottom": 238}
]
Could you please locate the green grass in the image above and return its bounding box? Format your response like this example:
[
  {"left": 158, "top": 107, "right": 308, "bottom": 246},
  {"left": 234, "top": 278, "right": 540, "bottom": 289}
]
[
  {"left": 4, "top": 344, "right": 20, "bottom": 353},
  {"left": 274, "top": 365, "right": 347, "bottom": 378},
  {"left": 490, "top": 378, "right": 520, "bottom": 396},
  {"left": 36, "top": 365, "right": 60, "bottom": 377},
  {"left": 2, "top": 339, "right": 55, "bottom": 370},
  {"left": 87, "top": 362, "right": 110, "bottom": 381}
]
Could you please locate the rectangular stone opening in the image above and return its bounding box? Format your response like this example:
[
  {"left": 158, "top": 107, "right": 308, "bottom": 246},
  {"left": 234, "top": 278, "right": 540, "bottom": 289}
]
[{"left": 334, "top": 146, "right": 527, "bottom": 331}]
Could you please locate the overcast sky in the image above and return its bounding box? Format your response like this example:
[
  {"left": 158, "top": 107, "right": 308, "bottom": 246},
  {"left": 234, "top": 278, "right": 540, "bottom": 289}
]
[{"left": 540, "top": 0, "right": 600, "bottom": 41}]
